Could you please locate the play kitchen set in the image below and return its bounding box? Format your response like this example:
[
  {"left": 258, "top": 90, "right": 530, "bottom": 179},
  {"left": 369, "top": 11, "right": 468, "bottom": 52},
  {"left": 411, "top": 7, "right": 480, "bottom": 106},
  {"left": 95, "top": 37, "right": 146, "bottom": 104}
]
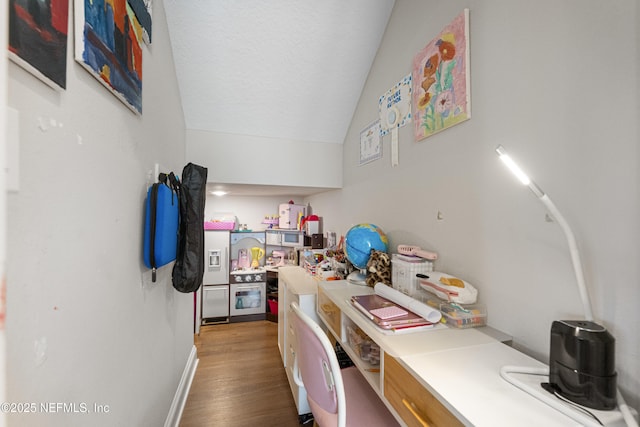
[
  {"left": 201, "top": 230, "right": 269, "bottom": 324},
  {"left": 200, "top": 202, "right": 325, "bottom": 325},
  {"left": 228, "top": 232, "right": 268, "bottom": 321}
]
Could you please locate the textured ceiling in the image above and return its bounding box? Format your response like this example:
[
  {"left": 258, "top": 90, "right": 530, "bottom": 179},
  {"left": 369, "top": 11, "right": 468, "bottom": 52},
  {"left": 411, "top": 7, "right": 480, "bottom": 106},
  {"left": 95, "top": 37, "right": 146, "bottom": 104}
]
[{"left": 164, "top": 0, "right": 395, "bottom": 145}]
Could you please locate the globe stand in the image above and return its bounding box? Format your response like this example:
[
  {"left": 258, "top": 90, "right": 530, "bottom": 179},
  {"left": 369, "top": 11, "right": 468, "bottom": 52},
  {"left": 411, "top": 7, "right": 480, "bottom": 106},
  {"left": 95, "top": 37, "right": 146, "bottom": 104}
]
[
  {"left": 344, "top": 223, "right": 389, "bottom": 287},
  {"left": 347, "top": 269, "right": 367, "bottom": 286}
]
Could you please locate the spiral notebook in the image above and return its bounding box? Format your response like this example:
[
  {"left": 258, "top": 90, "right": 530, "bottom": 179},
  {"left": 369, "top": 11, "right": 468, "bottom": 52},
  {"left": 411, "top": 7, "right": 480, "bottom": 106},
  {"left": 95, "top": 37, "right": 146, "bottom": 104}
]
[{"left": 350, "top": 294, "right": 433, "bottom": 330}]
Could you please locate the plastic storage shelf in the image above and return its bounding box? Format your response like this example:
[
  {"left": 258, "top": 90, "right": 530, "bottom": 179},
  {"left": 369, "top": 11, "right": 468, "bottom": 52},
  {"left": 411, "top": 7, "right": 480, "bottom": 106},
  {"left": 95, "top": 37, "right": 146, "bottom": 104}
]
[
  {"left": 440, "top": 302, "right": 487, "bottom": 328},
  {"left": 391, "top": 254, "right": 433, "bottom": 296},
  {"left": 347, "top": 325, "right": 381, "bottom": 366}
]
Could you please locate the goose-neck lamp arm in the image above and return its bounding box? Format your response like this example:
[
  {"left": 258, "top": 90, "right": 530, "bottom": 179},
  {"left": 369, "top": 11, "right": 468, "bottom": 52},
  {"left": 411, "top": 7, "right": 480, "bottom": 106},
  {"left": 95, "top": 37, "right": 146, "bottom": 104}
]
[{"left": 495, "top": 145, "right": 594, "bottom": 322}]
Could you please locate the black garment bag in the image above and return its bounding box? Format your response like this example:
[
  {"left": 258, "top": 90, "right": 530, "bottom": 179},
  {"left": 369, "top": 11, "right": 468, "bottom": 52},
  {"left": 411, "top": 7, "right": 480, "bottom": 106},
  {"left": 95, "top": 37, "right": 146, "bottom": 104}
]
[{"left": 172, "top": 163, "right": 208, "bottom": 293}]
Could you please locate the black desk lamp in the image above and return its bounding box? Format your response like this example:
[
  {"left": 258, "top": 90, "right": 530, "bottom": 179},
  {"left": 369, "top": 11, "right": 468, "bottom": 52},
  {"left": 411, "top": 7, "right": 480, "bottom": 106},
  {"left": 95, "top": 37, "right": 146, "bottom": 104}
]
[{"left": 495, "top": 145, "right": 636, "bottom": 426}]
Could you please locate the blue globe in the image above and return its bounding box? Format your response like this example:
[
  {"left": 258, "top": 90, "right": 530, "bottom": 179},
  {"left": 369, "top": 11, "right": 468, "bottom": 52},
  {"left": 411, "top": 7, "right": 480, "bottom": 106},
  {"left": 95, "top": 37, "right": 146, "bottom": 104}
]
[{"left": 344, "top": 223, "right": 389, "bottom": 270}]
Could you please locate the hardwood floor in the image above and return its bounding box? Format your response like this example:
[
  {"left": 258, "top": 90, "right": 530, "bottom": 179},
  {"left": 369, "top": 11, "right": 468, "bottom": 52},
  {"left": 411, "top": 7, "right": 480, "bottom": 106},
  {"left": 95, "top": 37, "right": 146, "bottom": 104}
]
[{"left": 179, "top": 321, "right": 302, "bottom": 427}]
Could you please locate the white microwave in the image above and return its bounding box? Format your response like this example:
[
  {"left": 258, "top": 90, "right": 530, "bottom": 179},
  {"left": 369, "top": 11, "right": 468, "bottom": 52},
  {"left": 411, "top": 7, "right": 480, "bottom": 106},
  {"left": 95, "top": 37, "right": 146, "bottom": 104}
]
[
  {"left": 266, "top": 230, "right": 304, "bottom": 247},
  {"left": 281, "top": 231, "right": 304, "bottom": 247}
]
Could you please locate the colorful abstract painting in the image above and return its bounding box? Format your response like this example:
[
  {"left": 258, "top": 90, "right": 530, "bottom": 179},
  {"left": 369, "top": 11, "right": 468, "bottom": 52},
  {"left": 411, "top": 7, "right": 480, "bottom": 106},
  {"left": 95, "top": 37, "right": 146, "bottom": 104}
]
[
  {"left": 412, "top": 9, "right": 470, "bottom": 141},
  {"left": 8, "top": 0, "right": 69, "bottom": 90},
  {"left": 75, "top": 0, "right": 143, "bottom": 114},
  {"left": 128, "top": 0, "right": 152, "bottom": 44}
]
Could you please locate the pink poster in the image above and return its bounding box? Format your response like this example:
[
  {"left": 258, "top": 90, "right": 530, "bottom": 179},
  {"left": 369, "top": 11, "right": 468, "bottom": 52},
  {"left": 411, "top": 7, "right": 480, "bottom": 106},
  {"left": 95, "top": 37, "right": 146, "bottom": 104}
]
[{"left": 412, "top": 9, "right": 470, "bottom": 141}]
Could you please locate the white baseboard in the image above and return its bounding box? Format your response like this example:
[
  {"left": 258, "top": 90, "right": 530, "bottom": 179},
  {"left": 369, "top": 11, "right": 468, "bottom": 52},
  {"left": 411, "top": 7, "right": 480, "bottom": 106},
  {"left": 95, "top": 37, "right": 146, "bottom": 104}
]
[{"left": 165, "top": 345, "right": 199, "bottom": 427}]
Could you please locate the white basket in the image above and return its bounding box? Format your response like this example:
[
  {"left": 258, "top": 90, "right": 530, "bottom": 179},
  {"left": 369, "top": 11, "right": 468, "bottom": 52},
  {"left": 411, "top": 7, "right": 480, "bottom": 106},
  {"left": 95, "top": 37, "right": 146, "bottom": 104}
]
[{"left": 391, "top": 254, "right": 433, "bottom": 296}]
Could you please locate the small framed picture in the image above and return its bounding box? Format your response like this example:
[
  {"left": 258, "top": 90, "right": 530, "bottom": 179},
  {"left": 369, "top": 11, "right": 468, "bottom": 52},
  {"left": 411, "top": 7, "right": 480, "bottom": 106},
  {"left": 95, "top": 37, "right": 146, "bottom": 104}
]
[{"left": 359, "top": 120, "right": 382, "bottom": 165}]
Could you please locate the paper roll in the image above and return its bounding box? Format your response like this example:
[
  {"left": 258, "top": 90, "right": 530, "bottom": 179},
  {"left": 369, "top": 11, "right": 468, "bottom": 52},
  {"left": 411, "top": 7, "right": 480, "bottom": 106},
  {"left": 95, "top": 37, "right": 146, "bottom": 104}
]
[
  {"left": 391, "top": 127, "right": 399, "bottom": 167},
  {"left": 374, "top": 283, "right": 442, "bottom": 323}
]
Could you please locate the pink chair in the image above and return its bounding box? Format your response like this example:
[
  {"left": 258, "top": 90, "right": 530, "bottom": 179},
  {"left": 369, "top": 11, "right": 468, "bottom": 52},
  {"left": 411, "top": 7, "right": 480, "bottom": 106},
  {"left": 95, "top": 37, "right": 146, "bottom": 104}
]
[{"left": 290, "top": 302, "right": 400, "bottom": 427}]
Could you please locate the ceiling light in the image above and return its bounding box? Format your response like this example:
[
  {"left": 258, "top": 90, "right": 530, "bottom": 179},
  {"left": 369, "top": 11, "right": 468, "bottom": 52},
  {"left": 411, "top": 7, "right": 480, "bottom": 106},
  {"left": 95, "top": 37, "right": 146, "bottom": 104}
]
[{"left": 211, "top": 191, "right": 227, "bottom": 197}]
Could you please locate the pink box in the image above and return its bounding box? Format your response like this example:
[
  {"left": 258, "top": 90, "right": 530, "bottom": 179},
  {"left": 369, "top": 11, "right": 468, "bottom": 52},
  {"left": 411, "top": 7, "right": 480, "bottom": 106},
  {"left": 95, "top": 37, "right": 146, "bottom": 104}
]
[{"left": 203, "top": 221, "right": 235, "bottom": 230}]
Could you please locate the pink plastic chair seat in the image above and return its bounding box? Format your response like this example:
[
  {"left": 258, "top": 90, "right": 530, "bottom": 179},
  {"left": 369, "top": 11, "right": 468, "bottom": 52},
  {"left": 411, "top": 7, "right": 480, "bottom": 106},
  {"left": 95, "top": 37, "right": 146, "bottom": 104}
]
[
  {"left": 291, "top": 302, "right": 399, "bottom": 427},
  {"left": 341, "top": 366, "right": 399, "bottom": 426}
]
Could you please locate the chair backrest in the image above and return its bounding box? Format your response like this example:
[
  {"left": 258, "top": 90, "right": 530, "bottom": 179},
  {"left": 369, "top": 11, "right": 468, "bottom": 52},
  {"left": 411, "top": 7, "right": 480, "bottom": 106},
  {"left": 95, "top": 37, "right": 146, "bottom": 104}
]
[{"left": 290, "top": 301, "right": 346, "bottom": 427}]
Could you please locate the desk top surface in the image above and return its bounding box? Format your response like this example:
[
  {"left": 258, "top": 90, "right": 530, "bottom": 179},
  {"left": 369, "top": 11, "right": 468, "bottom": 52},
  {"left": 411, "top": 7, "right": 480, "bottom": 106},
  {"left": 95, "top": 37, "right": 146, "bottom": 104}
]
[
  {"left": 320, "top": 280, "right": 496, "bottom": 358},
  {"left": 278, "top": 266, "right": 318, "bottom": 295},
  {"left": 318, "top": 280, "right": 628, "bottom": 427}
]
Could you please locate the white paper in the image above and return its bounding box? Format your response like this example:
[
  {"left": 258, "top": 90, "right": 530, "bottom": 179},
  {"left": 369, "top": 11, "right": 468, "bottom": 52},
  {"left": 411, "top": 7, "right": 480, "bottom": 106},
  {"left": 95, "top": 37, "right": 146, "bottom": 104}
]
[
  {"left": 374, "top": 283, "right": 442, "bottom": 323},
  {"left": 391, "top": 127, "right": 399, "bottom": 166}
]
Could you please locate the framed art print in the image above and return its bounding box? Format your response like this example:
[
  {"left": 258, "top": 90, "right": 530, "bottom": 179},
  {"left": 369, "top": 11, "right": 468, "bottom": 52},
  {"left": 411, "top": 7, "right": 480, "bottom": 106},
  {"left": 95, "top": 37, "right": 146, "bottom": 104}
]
[{"left": 359, "top": 120, "right": 382, "bottom": 166}]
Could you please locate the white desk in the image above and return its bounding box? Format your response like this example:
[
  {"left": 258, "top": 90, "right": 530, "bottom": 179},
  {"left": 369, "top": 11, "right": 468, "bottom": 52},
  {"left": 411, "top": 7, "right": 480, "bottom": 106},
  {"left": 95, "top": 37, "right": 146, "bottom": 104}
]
[{"left": 317, "top": 280, "right": 629, "bottom": 427}]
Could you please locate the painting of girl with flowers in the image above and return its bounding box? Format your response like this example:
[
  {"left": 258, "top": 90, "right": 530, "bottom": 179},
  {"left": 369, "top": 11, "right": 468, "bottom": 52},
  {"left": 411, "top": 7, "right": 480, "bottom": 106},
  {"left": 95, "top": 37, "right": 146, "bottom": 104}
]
[{"left": 412, "top": 9, "right": 470, "bottom": 141}]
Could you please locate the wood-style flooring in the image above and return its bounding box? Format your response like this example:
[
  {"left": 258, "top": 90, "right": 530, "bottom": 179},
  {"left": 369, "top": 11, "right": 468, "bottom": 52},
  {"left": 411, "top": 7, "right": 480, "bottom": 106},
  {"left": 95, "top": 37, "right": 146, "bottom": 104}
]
[{"left": 179, "top": 321, "right": 302, "bottom": 427}]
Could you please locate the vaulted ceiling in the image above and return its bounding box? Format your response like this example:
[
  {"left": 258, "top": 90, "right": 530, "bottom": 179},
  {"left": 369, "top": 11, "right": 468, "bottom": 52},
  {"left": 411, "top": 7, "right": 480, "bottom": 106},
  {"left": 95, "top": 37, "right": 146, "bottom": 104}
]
[{"left": 164, "top": 0, "right": 395, "bottom": 147}]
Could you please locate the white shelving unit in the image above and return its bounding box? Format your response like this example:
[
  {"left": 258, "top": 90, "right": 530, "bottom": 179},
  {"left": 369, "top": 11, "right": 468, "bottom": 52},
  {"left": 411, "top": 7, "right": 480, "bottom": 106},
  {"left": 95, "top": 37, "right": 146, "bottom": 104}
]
[{"left": 277, "top": 266, "right": 319, "bottom": 420}]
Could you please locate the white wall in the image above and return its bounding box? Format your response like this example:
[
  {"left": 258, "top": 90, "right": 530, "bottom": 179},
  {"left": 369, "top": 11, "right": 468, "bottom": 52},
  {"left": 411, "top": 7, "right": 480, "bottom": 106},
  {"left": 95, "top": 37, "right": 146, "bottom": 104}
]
[
  {"left": 187, "top": 129, "right": 343, "bottom": 189},
  {"left": 307, "top": 0, "right": 639, "bottom": 409},
  {"left": 6, "top": 1, "right": 192, "bottom": 426}
]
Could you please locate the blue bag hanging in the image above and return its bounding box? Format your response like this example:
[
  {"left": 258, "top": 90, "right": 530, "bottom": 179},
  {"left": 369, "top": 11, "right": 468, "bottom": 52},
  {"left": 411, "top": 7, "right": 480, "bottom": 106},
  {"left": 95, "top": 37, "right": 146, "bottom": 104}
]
[{"left": 143, "top": 173, "right": 180, "bottom": 281}]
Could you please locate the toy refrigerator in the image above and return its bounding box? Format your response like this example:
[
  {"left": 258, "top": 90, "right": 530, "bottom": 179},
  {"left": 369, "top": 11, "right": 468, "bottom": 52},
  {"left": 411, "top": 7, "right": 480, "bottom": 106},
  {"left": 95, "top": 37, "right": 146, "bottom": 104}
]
[{"left": 279, "top": 204, "right": 305, "bottom": 229}]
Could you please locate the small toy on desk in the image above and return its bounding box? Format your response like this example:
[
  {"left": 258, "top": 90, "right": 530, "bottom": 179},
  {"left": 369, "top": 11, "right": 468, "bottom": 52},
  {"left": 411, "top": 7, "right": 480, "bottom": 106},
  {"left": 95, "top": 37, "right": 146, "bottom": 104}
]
[
  {"left": 365, "top": 249, "right": 392, "bottom": 287},
  {"left": 397, "top": 244, "right": 439, "bottom": 260},
  {"left": 417, "top": 271, "right": 478, "bottom": 304}
]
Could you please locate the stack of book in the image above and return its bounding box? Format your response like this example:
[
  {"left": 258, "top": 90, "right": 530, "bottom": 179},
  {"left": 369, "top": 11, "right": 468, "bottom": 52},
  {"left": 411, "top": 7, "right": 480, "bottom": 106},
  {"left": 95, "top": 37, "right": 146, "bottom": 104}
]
[{"left": 350, "top": 283, "right": 443, "bottom": 333}]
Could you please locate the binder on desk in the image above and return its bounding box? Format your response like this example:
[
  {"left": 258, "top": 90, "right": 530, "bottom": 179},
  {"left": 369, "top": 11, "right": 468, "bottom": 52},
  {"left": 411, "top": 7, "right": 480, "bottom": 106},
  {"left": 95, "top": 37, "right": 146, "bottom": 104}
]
[{"left": 351, "top": 294, "right": 434, "bottom": 331}]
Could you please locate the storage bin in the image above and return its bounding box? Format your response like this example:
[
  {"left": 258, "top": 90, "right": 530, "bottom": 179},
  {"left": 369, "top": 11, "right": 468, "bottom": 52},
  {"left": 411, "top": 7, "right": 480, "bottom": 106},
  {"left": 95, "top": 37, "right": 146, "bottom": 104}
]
[
  {"left": 346, "top": 326, "right": 380, "bottom": 365},
  {"left": 268, "top": 299, "right": 278, "bottom": 314},
  {"left": 440, "top": 302, "right": 487, "bottom": 329},
  {"left": 204, "top": 221, "right": 235, "bottom": 230},
  {"left": 391, "top": 254, "right": 433, "bottom": 296}
]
